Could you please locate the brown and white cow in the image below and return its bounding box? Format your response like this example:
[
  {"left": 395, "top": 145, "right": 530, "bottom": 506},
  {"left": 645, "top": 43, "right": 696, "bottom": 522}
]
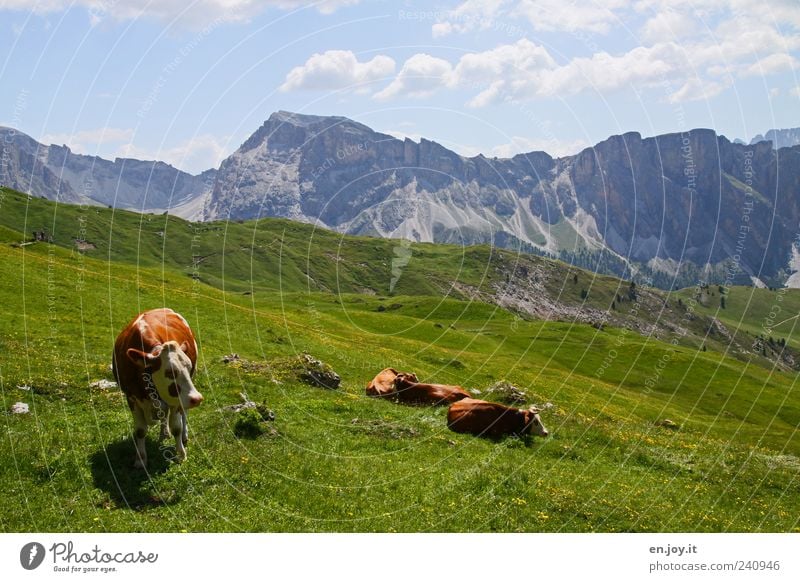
[
  {"left": 447, "top": 398, "right": 549, "bottom": 438},
  {"left": 112, "top": 308, "right": 203, "bottom": 469},
  {"left": 366, "top": 368, "right": 419, "bottom": 397},
  {"left": 392, "top": 373, "right": 472, "bottom": 405}
]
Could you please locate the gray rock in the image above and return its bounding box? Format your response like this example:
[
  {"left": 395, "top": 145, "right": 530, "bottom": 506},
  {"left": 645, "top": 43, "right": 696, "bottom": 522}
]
[
  {"left": 90, "top": 379, "right": 117, "bottom": 390},
  {"left": 10, "top": 402, "right": 29, "bottom": 414},
  {"left": 297, "top": 354, "right": 341, "bottom": 390}
]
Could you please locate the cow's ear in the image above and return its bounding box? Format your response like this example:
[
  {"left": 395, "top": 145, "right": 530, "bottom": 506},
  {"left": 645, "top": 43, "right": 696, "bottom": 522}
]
[
  {"left": 126, "top": 347, "right": 159, "bottom": 367},
  {"left": 179, "top": 341, "right": 190, "bottom": 353}
]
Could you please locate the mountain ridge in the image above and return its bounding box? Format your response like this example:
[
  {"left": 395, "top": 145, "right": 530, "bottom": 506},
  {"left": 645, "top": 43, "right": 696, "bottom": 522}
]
[
  {"left": 0, "top": 125, "right": 215, "bottom": 217},
  {"left": 3, "top": 113, "right": 800, "bottom": 288}
]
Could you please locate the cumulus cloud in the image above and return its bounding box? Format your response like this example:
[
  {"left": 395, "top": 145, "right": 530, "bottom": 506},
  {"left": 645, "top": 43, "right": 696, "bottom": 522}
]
[
  {"left": 0, "top": 0, "right": 361, "bottom": 27},
  {"left": 118, "top": 133, "right": 230, "bottom": 174},
  {"left": 39, "top": 127, "right": 229, "bottom": 174},
  {"left": 490, "top": 136, "right": 589, "bottom": 158},
  {"left": 433, "top": 0, "right": 627, "bottom": 36},
  {"left": 280, "top": 50, "right": 395, "bottom": 92},
  {"left": 369, "top": 0, "right": 800, "bottom": 105},
  {"left": 640, "top": 9, "right": 698, "bottom": 43},
  {"left": 373, "top": 54, "right": 454, "bottom": 100},
  {"left": 514, "top": 0, "right": 628, "bottom": 34},
  {"left": 40, "top": 127, "right": 134, "bottom": 151},
  {"left": 430, "top": 0, "right": 509, "bottom": 37},
  {"left": 667, "top": 78, "right": 730, "bottom": 103},
  {"left": 741, "top": 53, "right": 797, "bottom": 78}
]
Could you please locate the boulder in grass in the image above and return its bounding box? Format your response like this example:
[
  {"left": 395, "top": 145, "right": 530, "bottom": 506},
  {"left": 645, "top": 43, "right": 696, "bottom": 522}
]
[
  {"left": 655, "top": 418, "right": 679, "bottom": 430},
  {"left": 10, "top": 402, "right": 29, "bottom": 414},
  {"left": 290, "top": 354, "right": 340, "bottom": 389},
  {"left": 90, "top": 379, "right": 117, "bottom": 390},
  {"left": 483, "top": 380, "right": 528, "bottom": 404}
]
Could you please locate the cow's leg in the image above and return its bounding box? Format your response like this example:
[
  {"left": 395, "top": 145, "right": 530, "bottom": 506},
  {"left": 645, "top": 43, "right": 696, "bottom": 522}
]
[
  {"left": 181, "top": 410, "right": 189, "bottom": 446},
  {"left": 157, "top": 400, "right": 170, "bottom": 441},
  {"left": 131, "top": 404, "right": 148, "bottom": 469},
  {"left": 169, "top": 407, "right": 187, "bottom": 462}
]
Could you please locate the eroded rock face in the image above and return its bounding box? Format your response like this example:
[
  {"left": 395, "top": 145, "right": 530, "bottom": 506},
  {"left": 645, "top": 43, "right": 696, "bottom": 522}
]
[
  {"left": 0, "top": 126, "right": 215, "bottom": 215},
  {"left": 5, "top": 113, "right": 799, "bottom": 285},
  {"left": 206, "top": 113, "right": 800, "bottom": 284}
]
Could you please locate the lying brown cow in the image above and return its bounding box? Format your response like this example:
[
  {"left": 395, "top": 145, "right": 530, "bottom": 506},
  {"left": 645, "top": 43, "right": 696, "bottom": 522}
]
[
  {"left": 366, "top": 368, "right": 418, "bottom": 397},
  {"left": 447, "top": 398, "right": 549, "bottom": 438},
  {"left": 393, "top": 373, "right": 472, "bottom": 405}
]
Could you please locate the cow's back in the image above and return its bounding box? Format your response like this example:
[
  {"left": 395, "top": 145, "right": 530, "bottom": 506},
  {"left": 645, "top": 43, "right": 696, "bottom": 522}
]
[
  {"left": 113, "top": 308, "right": 197, "bottom": 401},
  {"left": 447, "top": 398, "right": 525, "bottom": 436},
  {"left": 396, "top": 381, "right": 471, "bottom": 405}
]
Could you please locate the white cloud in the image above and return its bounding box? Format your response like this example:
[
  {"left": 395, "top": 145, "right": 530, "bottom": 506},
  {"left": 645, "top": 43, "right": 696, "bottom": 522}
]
[
  {"left": 280, "top": 50, "right": 395, "bottom": 92},
  {"left": 453, "top": 38, "right": 556, "bottom": 85},
  {"left": 741, "top": 53, "right": 797, "bottom": 78},
  {"left": 536, "top": 44, "right": 681, "bottom": 97},
  {"left": 514, "top": 0, "right": 628, "bottom": 34},
  {"left": 430, "top": 0, "right": 509, "bottom": 37},
  {"left": 433, "top": 0, "right": 629, "bottom": 36},
  {"left": 370, "top": 0, "right": 800, "bottom": 106},
  {"left": 40, "top": 127, "right": 135, "bottom": 151},
  {"left": 0, "top": 0, "right": 361, "bottom": 27},
  {"left": 39, "top": 127, "right": 228, "bottom": 174},
  {"left": 792, "top": 87, "right": 800, "bottom": 98},
  {"left": 490, "top": 136, "right": 589, "bottom": 158},
  {"left": 118, "top": 133, "right": 229, "bottom": 174},
  {"left": 640, "top": 10, "right": 698, "bottom": 43},
  {"left": 667, "top": 77, "right": 730, "bottom": 103},
  {"left": 373, "top": 54, "right": 454, "bottom": 100}
]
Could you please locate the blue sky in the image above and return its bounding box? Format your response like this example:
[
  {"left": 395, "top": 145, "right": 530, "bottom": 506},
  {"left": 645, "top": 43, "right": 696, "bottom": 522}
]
[{"left": 1, "top": 0, "right": 798, "bottom": 174}]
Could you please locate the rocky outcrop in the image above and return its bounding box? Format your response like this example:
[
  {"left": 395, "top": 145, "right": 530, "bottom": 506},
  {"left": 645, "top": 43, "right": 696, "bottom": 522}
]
[
  {"left": 750, "top": 128, "right": 800, "bottom": 149},
  {"left": 4, "top": 113, "right": 799, "bottom": 286},
  {"left": 0, "top": 126, "right": 215, "bottom": 212},
  {"left": 206, "top": 112, "right": 800, "bottom": 286}
]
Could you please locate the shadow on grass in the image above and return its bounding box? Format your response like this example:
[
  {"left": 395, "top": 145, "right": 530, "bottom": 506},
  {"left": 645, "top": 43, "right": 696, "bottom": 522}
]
[{"left": 90, "top": 437, "right": 181, "bottom": 510}]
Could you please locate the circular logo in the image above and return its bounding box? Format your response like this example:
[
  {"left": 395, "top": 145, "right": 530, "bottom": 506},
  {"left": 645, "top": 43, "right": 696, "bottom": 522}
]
[{"left": 20, "top": 542, "right": 46, "bottom": 570}]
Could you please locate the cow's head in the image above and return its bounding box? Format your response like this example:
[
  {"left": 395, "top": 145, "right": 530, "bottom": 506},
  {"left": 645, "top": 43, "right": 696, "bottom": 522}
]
[
  {"left": 126, "top": 341, "right": 203, "bottom": 410},
  {"left": 392, "top": 372, "right": 419, "bottom": 389},
  {"left": 525, "top": 406, "right": 549, "bottom": 437}
]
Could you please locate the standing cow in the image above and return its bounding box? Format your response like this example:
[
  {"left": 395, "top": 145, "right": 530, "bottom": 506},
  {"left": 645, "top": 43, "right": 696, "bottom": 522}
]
[
  {"left": 447, "top": 398, "right": 548, "bottom": 438},
  {"left": 113, "top": 308, "right": 203, "bottom": 468}
]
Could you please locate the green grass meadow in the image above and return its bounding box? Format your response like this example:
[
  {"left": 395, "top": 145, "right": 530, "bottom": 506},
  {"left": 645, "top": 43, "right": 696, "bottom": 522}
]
[{"left": 0, "top": 189, "right": 798, "bottom": 532}]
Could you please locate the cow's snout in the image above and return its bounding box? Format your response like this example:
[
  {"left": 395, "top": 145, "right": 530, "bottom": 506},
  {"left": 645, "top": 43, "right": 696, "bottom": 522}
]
[
  {"left": 542, "top": 430, "right": 549, "bottom": 437},
  {"left": 188, "top": 393, "right": 204, "bottom": 408}
]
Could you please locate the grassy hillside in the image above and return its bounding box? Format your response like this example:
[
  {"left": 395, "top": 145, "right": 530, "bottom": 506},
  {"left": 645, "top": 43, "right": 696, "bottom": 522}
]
[
  {"left": 3, "top": 188, "right": 796, "bottom": 370},
  {"left": 0, "top": 188, "right": 798, "bottom": 532}
]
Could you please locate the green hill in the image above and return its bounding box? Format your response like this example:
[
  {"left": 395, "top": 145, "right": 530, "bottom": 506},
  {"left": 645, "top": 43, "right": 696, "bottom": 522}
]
[{"left": 0, "top": 188, "right": 798, "bottom": 532}]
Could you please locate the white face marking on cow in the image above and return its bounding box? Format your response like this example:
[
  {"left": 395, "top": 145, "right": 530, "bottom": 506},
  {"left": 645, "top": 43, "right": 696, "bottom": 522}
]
[
  {"left": 528, "top": 408, "right": 549, "bottom": 437},
  {"left": 149, "top": 341, "right": 203, "bottom": 411}
]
